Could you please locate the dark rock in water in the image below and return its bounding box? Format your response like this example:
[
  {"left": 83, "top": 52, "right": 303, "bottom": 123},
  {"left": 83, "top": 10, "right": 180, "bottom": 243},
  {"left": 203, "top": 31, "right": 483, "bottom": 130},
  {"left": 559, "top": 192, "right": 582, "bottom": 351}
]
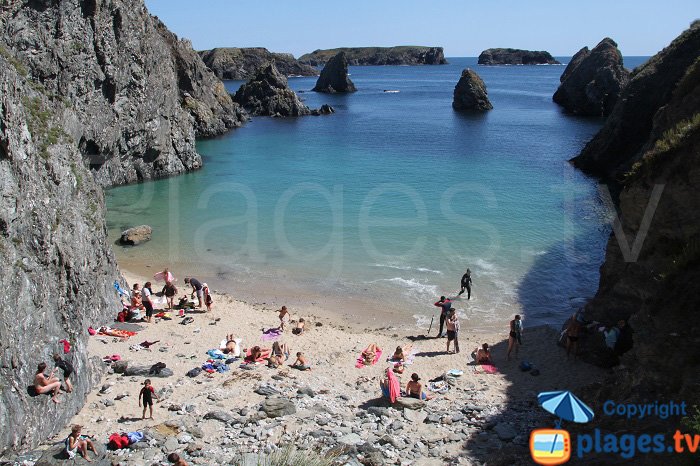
[
  {"left": 199, "top": 47, "right": 318, "bottom": 80},
  {"left": 299, "top": 46, "right": 448, "bottom": 66},
  {"left": 35, "top": 442, "right": 109, "bottom": 465},
  {"left": 119, "top": 225, "right": 152, "bottom": 246},
  {"left": 478, "top": 48, "right": 560, "bottom": 65},
  {"left": 0, "top": 0, "right": 245, "bottom": 188},
  {"left": 310, "top": 104, "right": 335, "bottom": 116},
  {"left": 233, "top": 61, "right": 311, "bottom": 117},
  {"left": 452, "top": 68, "right": 493, "bottom": 111},
  {"left": 261, "top": 397, "right": 296, "bottom": 418},
  {"left": 313, "top": 52, "right": 356, "bottom": 93},
  {"left": 553, "top": 38, "right": 630, "bottom": 116}
]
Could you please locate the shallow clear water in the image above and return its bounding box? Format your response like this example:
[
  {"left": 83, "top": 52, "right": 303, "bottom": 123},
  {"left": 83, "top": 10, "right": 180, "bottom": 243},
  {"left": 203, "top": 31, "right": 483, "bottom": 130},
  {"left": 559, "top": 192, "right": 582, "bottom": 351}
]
[{"left": 106, "top": 57, "right": 649, "bottom": 332}]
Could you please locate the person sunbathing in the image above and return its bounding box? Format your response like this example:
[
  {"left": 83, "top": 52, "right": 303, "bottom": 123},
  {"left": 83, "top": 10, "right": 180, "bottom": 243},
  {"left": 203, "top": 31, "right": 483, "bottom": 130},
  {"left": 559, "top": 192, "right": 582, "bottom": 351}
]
[
  {"left": 391, "top": 344, "right": 413, "bottom": 362},
  {"left": 244, "top": 346, "right": 271, "bottom": 363},
  {"left": 362, "top": 343, "right": 381, "bottom": 366},
  {"left": 220, "top": 334, "right": 242, "bottom": 356},
  {"left": 291, "top": 352, "right": 311, "bottom": 371},
  {"left": 34, "top": 362, "right": 61, "bottom": 403},
  {"left": 406, "top": 373, "right": 433, "bottom": 400},
  {"left": 473, "top": 343, "right": 493, "bottom": 365},
  {"left": 271, "top": 342, "right": 290, "bottom": 364}
]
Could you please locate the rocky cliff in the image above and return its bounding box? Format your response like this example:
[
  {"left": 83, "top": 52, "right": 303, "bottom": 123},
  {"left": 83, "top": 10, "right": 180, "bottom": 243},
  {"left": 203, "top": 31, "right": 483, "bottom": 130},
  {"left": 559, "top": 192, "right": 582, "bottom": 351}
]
[
  {"left": 299, "top": 46, "right": 447, "bottom": 66},
  {"left": 0, "top": 53, "right": 120, "bottom": 455},
  {"left": 233, "top": 62, "right": 311, "bottom": 117},
  {"left": 570, "top": 21, "right": 700, "bottom": 438},
  {"left": 477, "top": 48, "right": 560, "bottom": 65},
  {"left": 553, "top": 38, "right": 630, "bottom": 116},
  {"left": 571, "top": 21, "right": 700, "bottom": 180},
  {"left": 199, "top": 47, "right": 318, "bottom": 80},
  {"left": 452, "top": 68, "right": 493, "bottom": 111},
  {"left": 312, "top": 52, "right": 357, "bottom": 93},
  {"left": 0, "top": 0, "right": 245, "bottom": 187}
]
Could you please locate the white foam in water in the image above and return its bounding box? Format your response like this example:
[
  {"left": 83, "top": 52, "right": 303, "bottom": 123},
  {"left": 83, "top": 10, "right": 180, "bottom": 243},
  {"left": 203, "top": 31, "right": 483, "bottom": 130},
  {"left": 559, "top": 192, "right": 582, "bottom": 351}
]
[
  {"left": 372, "top": 263, "right": 443, "bottom": 274},
  {"left": 376, "top": 277, "right": 439, "bottom": 297}
]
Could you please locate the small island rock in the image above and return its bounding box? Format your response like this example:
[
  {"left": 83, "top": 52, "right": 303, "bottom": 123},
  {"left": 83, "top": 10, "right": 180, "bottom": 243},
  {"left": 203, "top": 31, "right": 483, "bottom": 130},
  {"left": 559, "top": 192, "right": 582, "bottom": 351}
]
[
  {"left": 299, "top": 46, "right": 447, "bottom": 66},
  {"left": 312, "top": 52, "right": 356, "bottom": 93},
  {"left": 478, "top": 48, "right": 560, "bottom": 65},
  {"left": 452, "top": 69, "right": 493, "bottom": 111},
  {"left": 553, "top": 38, "right": 630, "bottom": 116},
  {"left": 233, "top": 61, "right": 311, "bottom": 116},
  {"left": 119, "top": 225, "right": 152, "bottom": 246}
]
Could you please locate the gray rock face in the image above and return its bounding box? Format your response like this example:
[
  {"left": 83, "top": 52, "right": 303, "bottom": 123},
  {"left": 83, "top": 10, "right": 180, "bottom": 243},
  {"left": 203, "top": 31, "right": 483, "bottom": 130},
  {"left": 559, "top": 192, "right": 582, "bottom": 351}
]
[
  {"left": 478, "top": 48, "right": 560, "bottom": 65},
  {"left": 35, "top": 443, "right": 109, "bottom": 465},
  {"left": 0, "top": 54, "right": 119, "bottom": 455},
  {"left": 0, "top": 0, "right": 245, "bottom": 188},
  {"left": 299, "top": 46, "right": 448, "bottom": 66},
  {"left": 199, "top": 47, "right": 318, "bottom": 80},
  {"left": 233, "top": 62, "right": 311, "bottom": 117},
  {"left": 261, "top": 397, "right": 296, "bottom": 418},
  {"left": 494, "top": 422, "right": 517, "bottom": 441},
  {"left": 553, "top": 38, "right": 630, "bottom": 116},
  {"left": 119, "top": 225, "right": 152, "bottom": 245},
  {"left": 452, "top": 68, "right": 493, "bottom": 111},
  {"left": 313, "top": 52, "right": 357, "bottom": 93}
]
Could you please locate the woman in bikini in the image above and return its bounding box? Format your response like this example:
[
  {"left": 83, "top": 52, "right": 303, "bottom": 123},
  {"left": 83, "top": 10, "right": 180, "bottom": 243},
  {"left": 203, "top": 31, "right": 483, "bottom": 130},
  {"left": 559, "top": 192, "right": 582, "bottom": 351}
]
[
  {"left": 362, "top": 343, "right": 381, "bottom": 366},
  {"left": 473, "top": 343, "right": 492, "bottom": 365}
]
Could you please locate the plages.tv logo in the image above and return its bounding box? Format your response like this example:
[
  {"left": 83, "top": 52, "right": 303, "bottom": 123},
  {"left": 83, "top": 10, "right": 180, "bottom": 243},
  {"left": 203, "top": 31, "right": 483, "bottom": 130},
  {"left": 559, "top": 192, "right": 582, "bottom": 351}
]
[{"left": 529, "top": 390, "right": 593, "bottom": 465}]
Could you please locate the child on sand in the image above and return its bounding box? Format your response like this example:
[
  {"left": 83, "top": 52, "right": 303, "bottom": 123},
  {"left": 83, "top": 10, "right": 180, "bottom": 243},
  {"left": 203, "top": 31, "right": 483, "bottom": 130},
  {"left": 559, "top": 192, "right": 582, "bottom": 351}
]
[
  {"left": 65, "top": 425, "right": 96, "bottom": 462},
  {"left": 34, "top": 362, "right": 61, "bottom": 403},
  {"left": 291, "top": 352, "right": 311, "bottom": 371},
  {"left": 446, "top": 309, "right": 460, "bottom": 354},
  {"left": 53, "top": 353, "right": 74, "bottom": 393},
  {"left": 203, "top": 283, "right": 213, "bottom": 312},
  {"left": 277, "top": 306, "right": 289, "bottom": 331},
  {"left": 162, "top": 281, "right": 177, "bottom": 309},
  {"left": 167, "top": 453, "right": 188, "bottom": 465},
  {"left": 139, "top": 379, "right": 160, "bottom": 419},
  {"left": 292, "top": 318, "right": 305, "bottom": 335}
]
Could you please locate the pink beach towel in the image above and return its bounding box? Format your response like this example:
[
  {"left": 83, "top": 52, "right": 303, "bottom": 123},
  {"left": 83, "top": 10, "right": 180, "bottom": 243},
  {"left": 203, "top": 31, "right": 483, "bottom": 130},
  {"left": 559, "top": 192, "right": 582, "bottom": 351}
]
[
  {"left": 356, "top": 347, "right": 383, "bottom": 368},
  {"left": 154, "top": 271, "right": 175, "bottom": 283},
  {"left": 386, "top": 368, "right": 400, "bottom": 403},
  {"left": 474, "top": 364, "right": 499, "bottom": 374}
]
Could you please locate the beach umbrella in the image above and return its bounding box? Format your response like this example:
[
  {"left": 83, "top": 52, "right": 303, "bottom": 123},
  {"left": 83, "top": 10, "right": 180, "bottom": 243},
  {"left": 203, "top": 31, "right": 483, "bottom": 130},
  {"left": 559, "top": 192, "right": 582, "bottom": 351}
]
[{"left": 537, "top": 390, "right": 594, "bottom": 423}]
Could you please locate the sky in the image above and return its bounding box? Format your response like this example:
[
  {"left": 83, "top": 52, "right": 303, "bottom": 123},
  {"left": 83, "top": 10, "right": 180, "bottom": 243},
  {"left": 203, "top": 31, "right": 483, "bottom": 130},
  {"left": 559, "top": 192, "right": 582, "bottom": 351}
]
[{"left": 144, "top": 0, "right": 699, "bottom": 57}]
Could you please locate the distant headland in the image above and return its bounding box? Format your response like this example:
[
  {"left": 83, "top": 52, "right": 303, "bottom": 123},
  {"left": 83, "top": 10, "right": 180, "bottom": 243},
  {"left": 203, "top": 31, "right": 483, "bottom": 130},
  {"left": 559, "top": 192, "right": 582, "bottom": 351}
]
[
  {"left": 199, "top": 47, "right": 318, "bottom": 80},
  {"left": 478, "top": 48, "right": 560, "bottom": 65},
  {"left": 298, "top": 46, "right": 448, "bottom": 66}
]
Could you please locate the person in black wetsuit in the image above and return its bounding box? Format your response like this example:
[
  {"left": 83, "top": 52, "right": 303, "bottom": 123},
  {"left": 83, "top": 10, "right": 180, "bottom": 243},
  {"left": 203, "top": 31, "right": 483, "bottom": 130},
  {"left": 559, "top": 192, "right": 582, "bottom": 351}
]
[
  {"left": 53, "top": 353, "right": 74, "bottom": 393},
  {"left": 434, "top": 296, "right": 453, "bottom": 337},
  {"left": 458, "top": 269, "right": 472, "bottom": 299},
  {"left": 139, "top": 379, "right": 160, "bottom": 419}
]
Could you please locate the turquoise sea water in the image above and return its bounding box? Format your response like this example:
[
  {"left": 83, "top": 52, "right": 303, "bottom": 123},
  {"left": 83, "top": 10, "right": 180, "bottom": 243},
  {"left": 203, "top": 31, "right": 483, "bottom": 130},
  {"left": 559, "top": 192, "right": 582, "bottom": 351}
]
[{"left": 106, "top": 57, "right": 649, "bottom": 331}]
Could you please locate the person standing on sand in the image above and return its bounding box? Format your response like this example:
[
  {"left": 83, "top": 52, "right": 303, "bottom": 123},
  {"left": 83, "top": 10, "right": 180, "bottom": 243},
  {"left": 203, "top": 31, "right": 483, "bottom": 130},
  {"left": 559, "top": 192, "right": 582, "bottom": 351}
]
[
  {"left": 162, "top": 281, "right": 177, "bottom": 309},
  {"left": 184, "top": 277, "right": 204, "bottom": 309},
  {"left": 34, "top": 362, "right": 61, "bottom": 403},
  {"left": 277, "top": 306, "right": 289, "bottom": 331},
  {"left": 565, "top": 314, "right": 583, "bottom": 359},
  {"left": 434, "top": 296, "right": 453, "bottom": 337},
  {"left": 507, "top": 314, "right": 523, "bottom": 360},
  {"left": 202, "top": 283, "right": 213, "bottom": 312},
  {"left": 139, "top": 379, "right": 160, "bottom": 419},
  {"left": 446, "top": 309, "right": 460, "bottom": 353},
  {"left": 458, "top": 269, "right": 472, "bottom": 299},
  {"left": 142, "top": 281, "right": 154, "bottom": 323}
]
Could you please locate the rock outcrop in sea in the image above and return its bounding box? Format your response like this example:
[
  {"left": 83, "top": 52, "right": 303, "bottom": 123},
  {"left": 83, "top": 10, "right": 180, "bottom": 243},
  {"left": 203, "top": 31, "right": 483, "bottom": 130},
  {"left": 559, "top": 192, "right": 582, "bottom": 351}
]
[
  {"left": 553, "top": 38, "right": 630, "bottom": 116},
  {"left": 452, "top": 69, "right": 493, "bottom": 111},
  {"left": 233, "top": 62, "right": 312, "bottom": 117},
  {"left": 568, "top": 20, "right": 700, "bottom": 427},
  {"left": 477, "top": 48, "right": 560, "bottom": 65},
  {"left": 199, "top": 47, "right": 319, "bottom": 80},
  {"left": 312, "top": 52, "right": 357, "bottom": 93},
  {"left": 0, "top": 0, "right": 246, "bottom": 188},
  {"left": 0, "top": 0, "right": 243, "bottom": 454},
  {"left": 299, "top": 46, "right": 447, "bottom": 66}
]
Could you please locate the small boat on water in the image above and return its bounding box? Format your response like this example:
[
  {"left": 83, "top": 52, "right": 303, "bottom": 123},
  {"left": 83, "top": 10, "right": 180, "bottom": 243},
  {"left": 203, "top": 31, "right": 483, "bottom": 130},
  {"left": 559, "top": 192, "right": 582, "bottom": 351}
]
[{"left": 383, "top": 89, "right": 400, "bottom": 93}]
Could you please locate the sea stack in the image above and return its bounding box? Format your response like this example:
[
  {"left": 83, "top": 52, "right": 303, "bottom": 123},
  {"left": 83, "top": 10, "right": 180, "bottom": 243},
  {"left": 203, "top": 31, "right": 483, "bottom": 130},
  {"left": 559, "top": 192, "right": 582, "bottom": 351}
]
[
  {"left": 233, "top": 61, "right": 311, "bottom": 116},
  {"left": 553, "top": 38, "right": 630, "bottom": 116},
  {"left": 312, "top": 52, "right": 357, "bottom": 93},
  {"left": 478, "top": 48, "right": 560, "bottom": 65},
  {"left": 452, "top": 69, "right": 493, "bottom": 111}
]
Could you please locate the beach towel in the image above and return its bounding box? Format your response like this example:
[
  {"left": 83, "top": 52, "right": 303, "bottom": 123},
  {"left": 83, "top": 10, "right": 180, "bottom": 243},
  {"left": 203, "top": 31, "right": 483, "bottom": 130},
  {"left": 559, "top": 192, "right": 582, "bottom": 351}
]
[
  {"left": 261, "top": 328, "right": 282, "bottom": 342},
  {"left": 474, "top": 364, "right": 499, "bottom": 374},
  {"left": 207, "top": 349, "right": 227, "bottom": 360},
  {"left": 114, "top": 281, "right": 130, "bottom": 298},
  {"left": 387, "top": 346, "right": 418, "bottom": 366},
  {"left": 98, "top": 328, "right": 136, "bottom": 339},
  {"left": 126, "top": 432, "right": 144, "bottom": 444},
  {"left": 356, "top": 346, "right": 383, "bottom": 368},
  {"left": 244, "top": 348, "right": 271, "bottom": 363},
  {"left": 153, "top": 270, "right": 175, "bottom": 283},
  {"left": 387, "top": 367, "right": 400, "bottom": 403}
]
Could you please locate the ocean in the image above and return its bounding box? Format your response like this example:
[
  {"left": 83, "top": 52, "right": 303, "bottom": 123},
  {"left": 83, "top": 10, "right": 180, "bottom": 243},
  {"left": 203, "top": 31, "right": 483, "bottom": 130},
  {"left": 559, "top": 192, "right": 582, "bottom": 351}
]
[{"left": 106, "top": 56, "right": 650, "bottom": 332}]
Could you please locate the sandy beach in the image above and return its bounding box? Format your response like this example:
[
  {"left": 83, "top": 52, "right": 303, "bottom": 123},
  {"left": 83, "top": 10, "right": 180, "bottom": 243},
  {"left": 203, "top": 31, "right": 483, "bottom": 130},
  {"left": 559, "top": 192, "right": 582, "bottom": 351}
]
[{"left": 40, "top": 267, "right": 609, "bottom": 465}]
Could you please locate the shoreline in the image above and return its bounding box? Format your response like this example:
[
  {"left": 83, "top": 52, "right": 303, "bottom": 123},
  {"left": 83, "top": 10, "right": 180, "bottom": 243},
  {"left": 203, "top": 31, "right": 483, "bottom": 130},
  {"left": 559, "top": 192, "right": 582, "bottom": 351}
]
[{"left": 24, "top": 264, "right": 609, "bottom": 464}]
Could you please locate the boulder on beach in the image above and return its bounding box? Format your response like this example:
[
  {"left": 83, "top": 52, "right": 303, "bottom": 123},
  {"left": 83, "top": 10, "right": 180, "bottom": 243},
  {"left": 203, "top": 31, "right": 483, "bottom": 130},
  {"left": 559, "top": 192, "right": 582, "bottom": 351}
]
[
  {"left": 553, "top": 38, "right": 630, "bottom": 116},
  {"left": 119, "top": 225, "right": 152, "bottom": 246},
  {"left": 312, "top": 52, "right": 356, "bottom": 93},
  {"left": 261, "top": 397, "right": 296, "bottom": 418},
  {"left": 452, "top": 69, "right": 493, "bottom": 111},
  {"left": 233, "top": 61, "right": 311, "bottom": 117}
]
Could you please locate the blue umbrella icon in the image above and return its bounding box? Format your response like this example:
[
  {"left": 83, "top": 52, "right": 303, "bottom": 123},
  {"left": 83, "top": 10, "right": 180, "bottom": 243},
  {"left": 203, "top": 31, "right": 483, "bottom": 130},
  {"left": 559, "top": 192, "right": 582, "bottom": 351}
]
[{"left": 538, "top": 390, "right": 594, "bottom": 424}]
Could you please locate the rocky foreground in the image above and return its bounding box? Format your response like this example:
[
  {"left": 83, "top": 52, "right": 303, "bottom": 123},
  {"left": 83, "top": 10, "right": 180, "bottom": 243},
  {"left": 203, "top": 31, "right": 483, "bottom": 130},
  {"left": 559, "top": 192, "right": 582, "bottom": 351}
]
[{"left": 11, "top": 271, "right": 608, "bottom": 466}]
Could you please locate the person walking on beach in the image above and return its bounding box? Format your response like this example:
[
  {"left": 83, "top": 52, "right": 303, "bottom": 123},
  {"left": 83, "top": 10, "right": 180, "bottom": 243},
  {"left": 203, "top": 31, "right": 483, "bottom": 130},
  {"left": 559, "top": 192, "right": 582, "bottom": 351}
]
[
  {"left": 184, "top": 277, "right": 204, "bottom": 309},
  {"left": 53, "top": 353, "right": 74, "bottom": 393},
  {"left": 434, "top": 296, "right": 452, "bottom": 337},
  {"left": 34, "top": 362, "right": 61, "bottom": 403},
  {"left": 277, "top": 306, "right": 290, "bottom": 331},
  {"left": 142, "top": 281, "right": 154, "bottom": 323},
  {"left": 139, "top": 379, "right": 160, "bottom": 419},
  {"left": 507, "top": 314, "right": 523, "bottom": 360},
  {"left": 458, "top": 269, "right": 472, "bottom": 299},
  {"left": 446, "top": 309, "right": 460, "bottom": 353}
]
